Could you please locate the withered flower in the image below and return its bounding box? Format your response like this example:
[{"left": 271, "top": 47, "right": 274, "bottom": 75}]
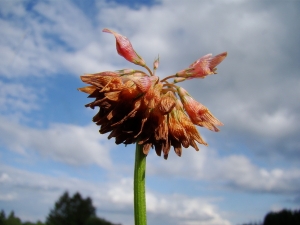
[{"left": 79, "top": 29, "right": 227, "bottom": 159}]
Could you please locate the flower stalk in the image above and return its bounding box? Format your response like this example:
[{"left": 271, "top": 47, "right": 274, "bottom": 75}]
[{"left": 134, "top": 143, "right": 147, "bottom": 225}]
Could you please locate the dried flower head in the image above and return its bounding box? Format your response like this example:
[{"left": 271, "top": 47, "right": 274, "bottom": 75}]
[{"left": 79, "top": 29, "right": 227, "bottom": 159}]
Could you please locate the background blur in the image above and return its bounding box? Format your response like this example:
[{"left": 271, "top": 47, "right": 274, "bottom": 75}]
[{"left": 0, "top": 0, "right": 300, "bottom": 225}]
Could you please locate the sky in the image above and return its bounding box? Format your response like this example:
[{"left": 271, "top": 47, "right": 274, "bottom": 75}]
[{"left": 0, "top": 0, "right": 300, "bottom": 224}]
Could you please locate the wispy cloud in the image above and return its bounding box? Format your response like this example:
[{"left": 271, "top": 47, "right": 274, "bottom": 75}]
[
  {"left": 148, "top": 147, "right": 300, "bottom": 194},
  {"left": 0, "top": 81, "right": 39, "bottom": 113},
  {"left": 0, "top": 117, "right": 112, "bottom": 168}
]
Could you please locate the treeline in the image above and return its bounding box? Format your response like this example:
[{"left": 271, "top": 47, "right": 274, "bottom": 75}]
[
  {"left": 0, "top": 191, "right": 120, "bottom": 225},
  {"left": 0, "top": 210, "right": 44, "bottom": 225},
  {"left": 240, "top": 209, "right": 300, "bottom": 225}
]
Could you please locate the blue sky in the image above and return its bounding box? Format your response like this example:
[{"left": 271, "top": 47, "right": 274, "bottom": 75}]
[{"left": 1, "top": 0, "right": 300, "bottom": 225}]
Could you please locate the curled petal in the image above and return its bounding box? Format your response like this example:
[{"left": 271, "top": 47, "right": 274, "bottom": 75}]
[
  {"left": 158, "top": 91, "right": 176, "bottom": 114},
  {"left": 78, "top": 86, "right": 97, "bottom": 94},
  {"left": 80, "top": 72, "right": 120, "bottom": 90},
  {"left": 125, "top": 75, "right": 152, "bottom": 93}
]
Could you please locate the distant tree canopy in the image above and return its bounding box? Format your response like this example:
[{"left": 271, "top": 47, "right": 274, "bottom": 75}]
[
  {"left": 1, "top": 191, "right": 119, "bottom": 225},
  {"left": 263, "top": 209, "right": 300, "bottom": 225},
  {"left": 46, "top": 191, "right": 118, "bottom": 225},
  {"left": 239, "top": 209, "right": 300, "bottom": 225},
  {"left": 46, "top": 191, "right": 95, "bottom": 225},
  {"left": 0, "top": 210, "right": 45, "bottom": 225}
]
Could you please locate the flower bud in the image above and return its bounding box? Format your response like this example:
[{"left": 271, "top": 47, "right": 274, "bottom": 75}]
[
  {"left": 176, "top": 52, "right": 227, "bottom": 79},
  {"left": 103, "top": 28, "right": 146, "bottom": 67}
]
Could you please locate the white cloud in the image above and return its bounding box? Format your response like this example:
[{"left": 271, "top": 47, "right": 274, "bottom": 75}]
[
  {"left": 0, "top": 81, "right": 39, "bottom": 113},
  {"left": 0, "top": 193, "right": 16, "bottom": 201},
  {"left": 146, "top": 193, "right": 231, "bottom": 225},
  {"left": 0, "top": 116, "right": 112, "bottom": 168},
  {"left": 0, "top": 165, "right": 230, "bottom": 225},
  {"left": 148, "top": 147, "right": 300, "bottom": 194},
  {"left": 0, "top": 172, "right": 11, "bottom": 183},
  {"left": 0, "top": 0, "right": 100, "bottom": 77}
]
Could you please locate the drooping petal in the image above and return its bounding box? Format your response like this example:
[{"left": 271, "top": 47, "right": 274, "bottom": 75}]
[
  {"left": 177, "top": 87, "right": 223, "bottom": 132},
  {"left": 175, "top": 99, "right": 207, "bottom": 146}
]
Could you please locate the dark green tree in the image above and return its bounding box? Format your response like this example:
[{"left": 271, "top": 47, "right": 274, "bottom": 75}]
[
  {"left": 0, "top": 210, "right": 6, "bottom": 225},
  {"left": 5, "top": 211, "right": 22, "bottom": 225},
  {"left": 23, "top": 221, "right": 46, "bottom": 225},
  {"left": 85, "top": 217, "right": 120, "bottom": 225},
  {"left": 240, "top": 222, "right": 262, "bottom": 225},
  {"left": 23, "top": 222, "right": 36, "bottom": 225},
  {"left": 35, "top": 222, "right": 46, "bottom": 225},
  {"left": 46, "top": 191, "right": 96, "bottom": 225},
  {"left": 263, "top": 209, "right": 300, "bottom": 225}
]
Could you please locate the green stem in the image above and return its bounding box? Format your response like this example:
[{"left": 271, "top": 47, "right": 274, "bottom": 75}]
[
  {"left": 134, "top": 143, "right": 147, "bottom": 225},
  {"left": 143, "top": 65, "right": 153, "bottom": 76},
  {"left": 160, "top": 74, "right": 177, "bottom": 82}
]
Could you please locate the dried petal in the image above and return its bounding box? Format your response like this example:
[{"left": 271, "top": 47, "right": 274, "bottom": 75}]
[{"left": 78, "top": 86, "right": 97, "bottom": 94}]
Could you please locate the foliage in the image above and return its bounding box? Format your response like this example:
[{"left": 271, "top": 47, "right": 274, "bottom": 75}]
[
  {"left": 0, "top": 210, "right": 45, "bottom": 225},
  {"left": 263, "top": 209, "right": 300, "bottom": 225},
  {"left": 46, "top": 191, "right": 96, "bottom": 225},
  {"left": 239, "top": 222, "right": 262, "bottom": 225},
  {"left": 46, "top": 191, "right": 120, "bottom": 225},
  {"left": 85, "top": 217, "right": 121, "bottom": 225},
  {"left": 5, "top": 211, "right": 22, "bottom": 225},
  {"left": 239, "top": 208, "right": 300, "bottom": 225},
  {"left": 0, "top": 210, "right": 5, "bottom": 225}
]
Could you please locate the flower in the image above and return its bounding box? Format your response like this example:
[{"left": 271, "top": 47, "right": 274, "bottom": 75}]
[
  {"left": 177, "top": 87, "right": 223, "bottom": 132},
  {"left": 176, "top": 52, "right": 227, "bottom": 79},
  {"left": 79, "top": 29, "right": 226, "bottom": 158},
  {"left": 103, "top": 28, "right": 146, "bottom": 67}
]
